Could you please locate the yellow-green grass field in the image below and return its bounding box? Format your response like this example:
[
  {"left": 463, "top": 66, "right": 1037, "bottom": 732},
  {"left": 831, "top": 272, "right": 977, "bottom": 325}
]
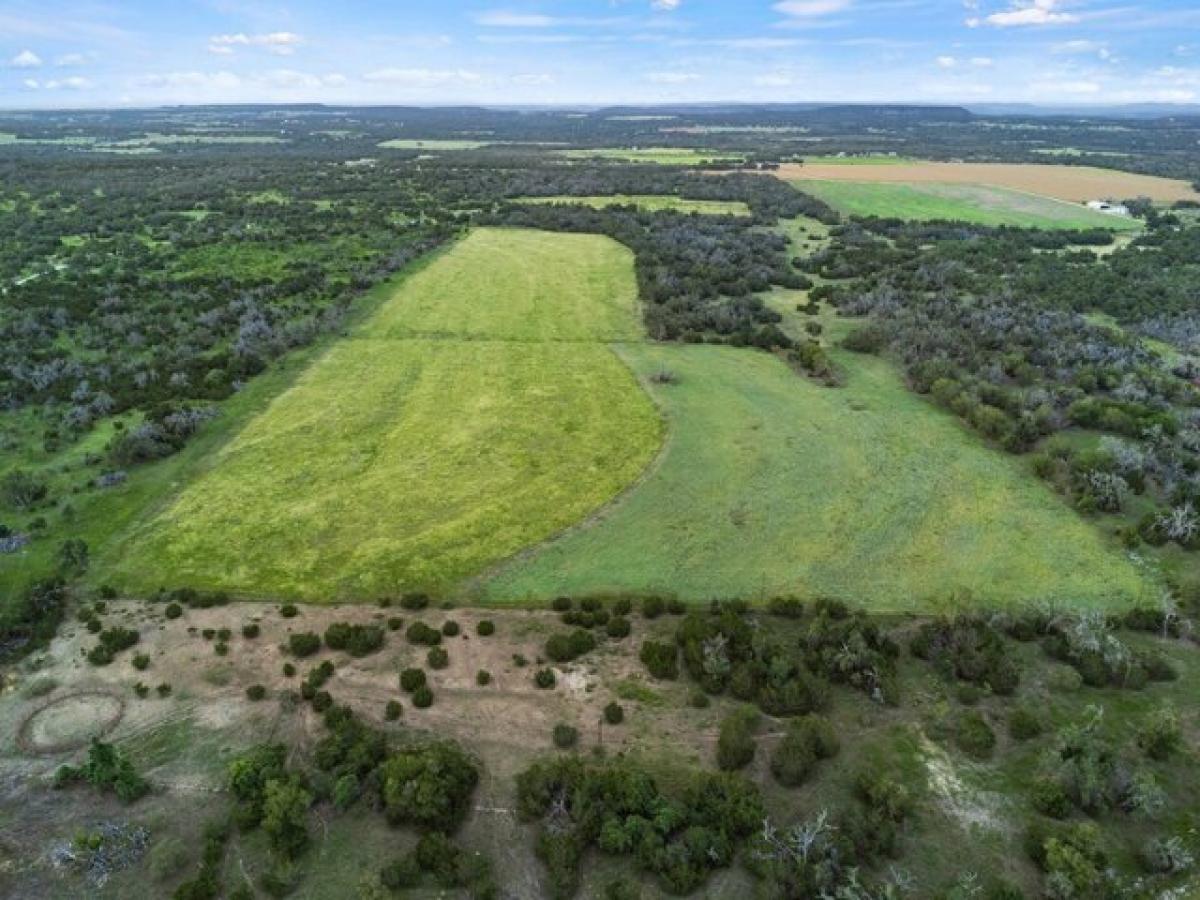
[
  {"left": 485, "top": 316, "right": 1152, "bottom": 611},
  {"left": 515, "top": 194, "right": 752, "bottom": 216},
  {"left": 792, "top": 180, "right": 1144, "bottom": 231},
  {"left": 378, "top": 139, "right": 491, "bottom": 150},
  {"left": 99, "top": 229, "right": 663, "bottom": 601},
  {"left": 558, "top": 147, "right": 746, "bottom": 165}
]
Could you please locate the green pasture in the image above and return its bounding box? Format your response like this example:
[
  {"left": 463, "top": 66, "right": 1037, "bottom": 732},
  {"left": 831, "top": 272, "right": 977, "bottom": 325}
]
[
  {"left": 558, "top": 147, "right": 745, "bottom": 165},
  {"left": 485, "top": 314, "right": 1151, "bottom": 610},
  {"left": 100, "top": 229, "right": 662, "bottom": 601},
  {"left": 515, "top": 195, "right": 752, "bottom": 216},
  {"left": 378, "top": 139, "right": 491, "bottom": 150},
  {"left": 791, "top": 180, "right": 1143, "bottom": 230}
]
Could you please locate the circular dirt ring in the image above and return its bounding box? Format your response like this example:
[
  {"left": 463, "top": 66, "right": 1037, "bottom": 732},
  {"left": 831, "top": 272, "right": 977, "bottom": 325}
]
[{"left": 16, "top": 691, "right": 125, "bottom": 756}]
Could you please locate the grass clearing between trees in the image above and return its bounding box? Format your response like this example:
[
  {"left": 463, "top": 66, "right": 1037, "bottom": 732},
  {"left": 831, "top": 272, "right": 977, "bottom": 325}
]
[
  {"left": 558, "top": 147, "right": 746, "bottom": 165},
  {"left": 515, "top": 194, "right": 752, "bottom": 216},
  {"left": 777, "top": 160, "right": 1200, "bottom": 203},
  {"left": 98, "top": 229, "right": 662, "bottom": 601},
  {"left": 790, "top": 180, "right": 1144, "bottom": 230},
  {"left": 486, "top": 331, "right": 1152, "bottom": 611}
]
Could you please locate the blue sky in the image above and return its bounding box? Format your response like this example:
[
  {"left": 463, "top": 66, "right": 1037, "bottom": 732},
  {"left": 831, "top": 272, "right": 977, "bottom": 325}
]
[{"left": 2, "top": 0, "right": 1199, "bottom": 108}]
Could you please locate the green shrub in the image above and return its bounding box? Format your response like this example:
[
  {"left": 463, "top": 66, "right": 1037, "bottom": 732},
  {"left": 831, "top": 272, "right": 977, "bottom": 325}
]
[
  {"left": 164, "top": 603, "right": 183, "bottom": 620},
  {"left": 442, "top": 620, "right": 460, "bottom": 637},
  {"left": 156, "top": 683, "right": 172, "bottom": 697},
  {"left": 476, "top": 670, "right": 492, "bottom": 686},
  {"left": 400, "top": 592, "right": 430, "bottom": 611},
  {"left": 1009, "top": 706, "right": 1045, "bottom": 741},
  {"left": 312, "top": 691, "right": 332, "bottom": 712},
  {"left": 377, "top": 740, "right": 479, "bottom": 831},
  {"left": 642, "top": 596, "right": 665, "bottom": 619},
  {"left": 246, "top": 684, "right": 267, "bottom": 702},
  {"left": 955, "top": 710, "right": 996, "bottom": 759},
  {"left": 476, "top": 619, "right": 495, "bottom": 636},
  {"left": 639, "top": 640, "right": 678, "bottom": 680},
  {"left": 132, "top": 653, "right": 150, "bottom": 671},
  {"left": 387, "top": 616, "right": 404, "bottom": 631},
  {"left": 217, "top": 628, "right": 232, "bottom": 642},
  {"left": 612, "top": 598, "right": 633, "bottom": 616},
  {"left": 323, "top": 622, "right": 385, "bottom": 657},
  {"left": 400, "top": 668, "right": 427, "bottom": 692},
  {"left": 385, "top": 700, "right": 403, "bottom": 721},
  {"left": 545, "top": 629, "right": 597, "bottom": 663},
  {"left": 381, "top": 854, "right": 421, "bottom": 890},
  {"left": 604, "top": 702, "right": 624, "bottom": 725},
  {"left": 768, "top": 596, "right": 805, "bottom": 618},
  {"left": 1138, "top": 707, "right": 1182, "bottom": 761},
  {"left": 553, "top": 724, "right": 579, "bottom": 749},
  {"left": 242, "top": 623, "right": 260, "bottom": 639},
  {"left": 717, "top": 706, "right": 759, "bottom": 771},
  {"left": 54, "top": 739, "right": 149, "bottom": 804},
  {"left": 769, "top": 715, "right": 840, "bottom": 787},
  {"left": 534, "top": 668, "right": 556, "bottom": 689},
  {"left": 552, "top": 597, "right": 573, "bottom": 612},
  {"left": 288, "top": 632, "right": 320, "bottom": 657},
  {"left": 688, "top": 688, "right": 711, "bottom": 709},
  {"left": 1031, "top": 777, "right": 1072, "bottom": 819},
  {"left": 412, "top": 685, "right": 434, "bottom": 708},
  {"left": 279, "top": 604, "right": 298, "bottom": 618},
  {"left": 406, "top": 621, "right": 442, "bottom": 646},
  {"left": 427, "top": 646, "right": 450, "bottom": 669},
  {"left": 605, "top": 616, "right": 631, "bottom": 639},
  {"left": 214, "top": 642, "right": 228, "bottom": 657},
  {"left": 282, "top": 663, "right": 296, "bottom": 678}
]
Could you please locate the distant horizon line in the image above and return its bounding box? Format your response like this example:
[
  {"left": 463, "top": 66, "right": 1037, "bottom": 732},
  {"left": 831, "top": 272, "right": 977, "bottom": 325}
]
[{"left": 4, "top": 99, "right": 1200, "bottom": 115}]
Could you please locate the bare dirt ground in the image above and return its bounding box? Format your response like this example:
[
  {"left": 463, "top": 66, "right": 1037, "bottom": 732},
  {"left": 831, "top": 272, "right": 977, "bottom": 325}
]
[
  {"left": 0, "top": 599, "right": 749, "bottom": 898},
  {"left": 775, "top": 161, "right": 1200, "bottom": 202}
]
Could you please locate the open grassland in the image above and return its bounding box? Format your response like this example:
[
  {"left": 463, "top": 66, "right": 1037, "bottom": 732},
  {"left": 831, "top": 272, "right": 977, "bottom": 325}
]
[
  {"left": 515, "top": 194, "right": 752, "bottom": 216},
  {"left": 558, "top": 147, "right": 746, "bottom": 165},
  {"left": 378, "top": 139, "right": 492, "bottom": 150},
  {"left": 777, "top": 161, "right": 1200, "bottom": 203},
  {"left": 792, "top": 180, "right": 1143, "bottom": 230},
  {"left": 99, "top": 229, "right": 662, "bottom": 601},
  {"left": 486, "top": 336, "right": 1151, "bottom": 611}
]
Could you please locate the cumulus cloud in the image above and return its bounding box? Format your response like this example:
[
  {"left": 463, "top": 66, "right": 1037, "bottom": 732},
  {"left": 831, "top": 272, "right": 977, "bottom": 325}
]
[
  {"left": 970, "top": 0, "right": 1078, "bottom": 27},
  {"left": 208, "top": 32, "right": 304, "bottom": 55},
  {"left": 652, "top": 0, "right": 682, "bottom": 9},
  {"left": 11, "top": 49, "right": 43, "bottom": 68},
  {"left": 937, "top": 55, "right": 957, "bottom": 68}
]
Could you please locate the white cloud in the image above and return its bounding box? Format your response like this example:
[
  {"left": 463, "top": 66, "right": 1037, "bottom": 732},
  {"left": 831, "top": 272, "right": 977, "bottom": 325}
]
[
  {"left": 44, "top": 76, "right": 93, "bottom": 90},
  {"left": 774, "top": 0, "right": 852, "bottom": 17},
  {"left": 54, "top": 53, "right": 88, "bottom": 67},
  {"left": 11, "top": 49, "right": 42, "bottom": 68},
  {"left": 937, "top": 55, "right": 957, "bottom": 68},
  {"left": 652, "top": 0, "right": 682, "bottom": 9},
  {"left": 134, "top": 71, "right": 243, "bottom": 90},
  {"left": 208, "top": 31, "right": 304, "bottom": 55},
  {"left": 975, "top": 0, "right": 1078, "bottom": 27},
  {"left": 362, "top": 68, "right": 483, "bottom": 86},
  {"left": 22, "top": 78, "right": 39, "bottom": 89},
  {"left": 646, "top": 71, "right": 700, "bottom": 83},
  {"left": 970, "top": 56, "right": 994, "bottom": 66}
]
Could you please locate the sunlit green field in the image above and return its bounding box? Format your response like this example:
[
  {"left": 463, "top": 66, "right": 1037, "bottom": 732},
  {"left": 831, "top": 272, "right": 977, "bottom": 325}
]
[
  {"left": 791, "top": 180, "right": 1143, "bottom": 230},
  {"left": 486, "top": 315, "right": 1152, "bottom": 610},
  {"left": 100, "top": 229, "right": 663, "bottom": 600},
  {"left": 378, "top": 139, "right": 491, "bottom": 150},
  {"left": 516, "top": 195, "right": 752, "bottom": 216},
  {"left": 558, "top": 147, "right": 745, "bottom": 165}
]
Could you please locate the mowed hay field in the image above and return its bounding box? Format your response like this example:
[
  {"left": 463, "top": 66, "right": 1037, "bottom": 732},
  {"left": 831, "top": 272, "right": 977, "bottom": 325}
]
[
  {"left": 100, "top": 229, "right": 663, "bottom": 601},
  {"left": 516, "top": 194, "right": 752, "bottom": 216},
  {"left": 485, "top": 338, "right": 1152, "bottom": 611},
  {"left": 777, "top": 160, "right": 1200, "bottom": 203},
  {"left": 791, "top": 180, "right": 1143, "bottom": 230}
]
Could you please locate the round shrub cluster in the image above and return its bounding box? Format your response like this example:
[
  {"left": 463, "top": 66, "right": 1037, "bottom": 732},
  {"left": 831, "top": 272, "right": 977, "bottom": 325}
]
[
  {"left": 534, "top": 668, "right": 556, "bottom": 689},
  {"left": 427, "top": 646, "right": 450, "bottom": 669},
  {"left": 412, "top": 685, "right": 434, "bottom": 708},
  {"left": 400, "top": 668, "right": 427, "bottom": 692},
  {"left": 476, "top": 620, "right": 495, "bottom": 637},
  {"left": 604, "top": 702, "right": 624, "bottom": 725},
  {"left": 552, "top": 724, "right": 579, "bottom": 749}
]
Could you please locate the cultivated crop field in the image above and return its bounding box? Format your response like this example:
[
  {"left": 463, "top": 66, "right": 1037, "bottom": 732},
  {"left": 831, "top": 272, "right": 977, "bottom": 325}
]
[
  {"left": 99, "top": 229, "right": 663, "bottom": 600},
  {"left": 486, "top": 316, "right": 1151, "bottom": 609},
  {"left": 777, "top": 160, "right": 1200, "bottom": 202},
  {"left": 516, "top": 194, "right": 752, "bottom": 216},
  {"left": 790, "top": 180, "right": 1144, "bottom": 230}
]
